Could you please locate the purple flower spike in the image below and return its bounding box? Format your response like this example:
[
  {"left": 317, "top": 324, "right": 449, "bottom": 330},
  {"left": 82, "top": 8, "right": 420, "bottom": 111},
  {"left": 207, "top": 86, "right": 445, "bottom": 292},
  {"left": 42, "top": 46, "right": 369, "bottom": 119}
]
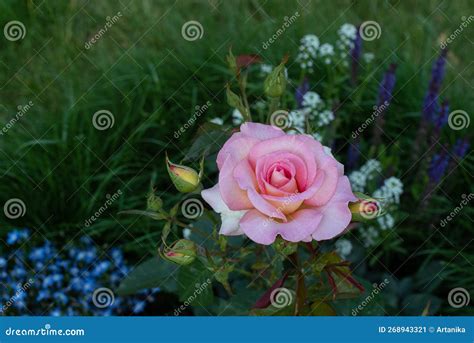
[
  {"left": 422, "top": 49, "right": 447, "bottom": 121},
  {"left": 453, "top": 138, "right": 470, "bottom": 159},
  {"left": 428, "top": 150, "right": 449, "bottom": 183},
  {"left": 377, "top": 63, "right": 397, "bottom": 107},
  {"left": 350, "top": 27, "right": 363, "bottom": 84},
  {"left": 295, "top": 78, "right": 310, "bottom": 108}
]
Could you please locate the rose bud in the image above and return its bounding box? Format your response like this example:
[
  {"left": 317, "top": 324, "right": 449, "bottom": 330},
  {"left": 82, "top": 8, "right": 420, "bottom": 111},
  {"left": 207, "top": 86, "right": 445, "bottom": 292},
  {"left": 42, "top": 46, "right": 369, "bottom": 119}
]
[
  {"left": 166, "top": 155, "right": 200, "bottom": 193},
  {"left": 147, "top": 192, "right": 163, "bottom": 211},
  {"left": 160, "top": 239, "right": 197, "bottom": 265},
  {"left": 264, "top": 59, "right": 287, "bottom": 98},
  {"left": 349, "top": 194, "right": 385, "bottom": 222}
]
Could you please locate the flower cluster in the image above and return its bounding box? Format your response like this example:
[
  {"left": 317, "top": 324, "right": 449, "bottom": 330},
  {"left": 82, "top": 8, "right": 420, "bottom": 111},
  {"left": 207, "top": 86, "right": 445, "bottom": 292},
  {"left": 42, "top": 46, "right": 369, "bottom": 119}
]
[
  {"left": 296, "top": 34, "right": 319, "bottom": 73},
  {"left": 0, "top": 229, "right": 158, "bottom": 316},
  {"left": 348, "top": 160, "right": 404, "bottom": 248}
]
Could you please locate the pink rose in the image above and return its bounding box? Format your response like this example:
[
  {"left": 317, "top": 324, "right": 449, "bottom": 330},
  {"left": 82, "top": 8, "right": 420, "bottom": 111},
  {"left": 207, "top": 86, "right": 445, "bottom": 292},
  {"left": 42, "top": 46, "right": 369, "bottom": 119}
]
[{"left": 201, "top": 122, "right": 357, "bottom": 245}]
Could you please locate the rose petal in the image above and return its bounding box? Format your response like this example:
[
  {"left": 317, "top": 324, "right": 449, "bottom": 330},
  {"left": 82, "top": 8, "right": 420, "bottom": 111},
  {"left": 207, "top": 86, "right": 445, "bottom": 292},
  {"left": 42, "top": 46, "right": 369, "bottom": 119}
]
[
  {"left": 240, "top": 122, "right": 285, "bottom": 140},
  {"left": 201, "top": 184, "right": 227, "bottom": 213},
  {"left": 311, "top": 176, "right": 357, "bottom": 241},
  {"left": 201, "top": 184, "right": 245, "bottom": 236},
  {"left": 219, "top": 156, "right": 253, "bottom": 210},
  {"left": 304, "top": 164, "right": 339, "bottom": 206},
  {"left": 233, "top": 159, "right": 286, "bottom": 220},
  {"left": 248, "top": 136, "right": 317, "bottom": 188},
  {"left": 216, "top": 134, "right": 259, "bottom": 170},
  {"left": 240, "top": 209, "right": 323, "bottom": 245}
]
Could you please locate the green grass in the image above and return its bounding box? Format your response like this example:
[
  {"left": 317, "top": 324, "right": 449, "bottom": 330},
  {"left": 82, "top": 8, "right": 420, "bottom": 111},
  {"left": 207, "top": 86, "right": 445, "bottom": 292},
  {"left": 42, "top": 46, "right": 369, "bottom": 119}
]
[{"left": 0, "top": 0, "right": 472, "bottom": 315}]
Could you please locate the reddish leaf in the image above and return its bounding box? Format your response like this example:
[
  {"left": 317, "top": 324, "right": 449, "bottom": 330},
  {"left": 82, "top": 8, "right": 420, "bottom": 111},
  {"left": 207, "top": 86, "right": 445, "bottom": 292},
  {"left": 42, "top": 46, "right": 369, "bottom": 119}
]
[
  {"left": 236, "top": 54, "right": 261, "bottom": 68},
  {"left": 253, "top": 272, "right": 288, "bottom": 309}
]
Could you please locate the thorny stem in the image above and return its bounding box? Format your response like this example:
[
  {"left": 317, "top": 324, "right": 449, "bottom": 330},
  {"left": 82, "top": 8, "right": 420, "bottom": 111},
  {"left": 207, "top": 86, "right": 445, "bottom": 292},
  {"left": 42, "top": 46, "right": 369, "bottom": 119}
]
[{"left": 289, "top": 247, "right": 306, "bottom": 315}]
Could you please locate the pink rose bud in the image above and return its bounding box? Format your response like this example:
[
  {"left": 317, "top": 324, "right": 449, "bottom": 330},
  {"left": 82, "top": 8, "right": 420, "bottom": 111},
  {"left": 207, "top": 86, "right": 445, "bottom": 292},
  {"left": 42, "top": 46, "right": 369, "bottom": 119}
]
[
  {"left": 160, "top": 239, "right": 197, "bottom": 265},
  {"left": 349, "top": 194, "right": 385, "bottom": 222},
  {"left": 166, "top": 155, "right": 200, "bottom": 193}
]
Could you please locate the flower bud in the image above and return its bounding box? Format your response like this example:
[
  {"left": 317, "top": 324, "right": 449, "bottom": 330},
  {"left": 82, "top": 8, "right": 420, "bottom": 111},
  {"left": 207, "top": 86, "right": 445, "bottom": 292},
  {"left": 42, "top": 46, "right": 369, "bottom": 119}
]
[
  {"left": 226, "top": 47, "right": 238, "bottom": 75},
  {"left": 161, "top": 239, "right": 197, "bottom": 265},
  {"left": 264, "top": 60, "right": 287, "bottom": 98},
  {"left": 349, "top": 193, "right": 385, "bottom": 222},
  {"left": 166, "top": 155, "right": 200, "bottom": 193},
  {"left": 226, "top": 84, "right": 244, "bottom": 110},
  {"left": 147, "top": 192, "right": 163, "bottom": 212}
]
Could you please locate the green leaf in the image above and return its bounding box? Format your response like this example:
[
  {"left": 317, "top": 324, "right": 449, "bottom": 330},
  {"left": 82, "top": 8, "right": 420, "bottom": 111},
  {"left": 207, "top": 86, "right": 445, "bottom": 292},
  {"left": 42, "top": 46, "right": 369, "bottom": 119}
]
[
  {"left": 183, "top": 125, "right": 231, "bottom": 162},
  {"left": 118, "top": 209, "right": 167, "bottom": 220},
  {"left": 117, "top": 257, "right": 178, "bottom": 295},
  {"left": 177, "top": 261, "right": 214, "bottom": 307}
]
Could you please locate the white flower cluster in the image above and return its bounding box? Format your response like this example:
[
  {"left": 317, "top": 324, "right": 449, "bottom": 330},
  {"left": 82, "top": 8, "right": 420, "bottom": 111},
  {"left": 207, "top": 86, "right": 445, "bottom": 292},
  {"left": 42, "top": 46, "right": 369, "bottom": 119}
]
[
  {"left": 288, "top": 91, "right": 334, "bottom": 134},
  {"left": 232, "top": 109, "right": 244, "bottom": 125},
  {"left": 358, "top": 226, "right": 379, "bottom": 248},
  {"left": 373, "top": 177, "right": 404, "bottom": 205},
  {"left": 318, "top": 43, "right": 335, "bottom": 65},
  {"left": 348, "top": 160, "right": 404, "bottom": 247},
  {"left": 260, "top": 63, "right": 273, "bottom": 76},
  {"left": 296, "top": 34, "right": 319, "bottom": 73},
  {"left": 349, "top": 159, "right": 382, "bottom": 192},
  {"left": 335, "top": 238, "right": 353, "bottom": 259}
]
